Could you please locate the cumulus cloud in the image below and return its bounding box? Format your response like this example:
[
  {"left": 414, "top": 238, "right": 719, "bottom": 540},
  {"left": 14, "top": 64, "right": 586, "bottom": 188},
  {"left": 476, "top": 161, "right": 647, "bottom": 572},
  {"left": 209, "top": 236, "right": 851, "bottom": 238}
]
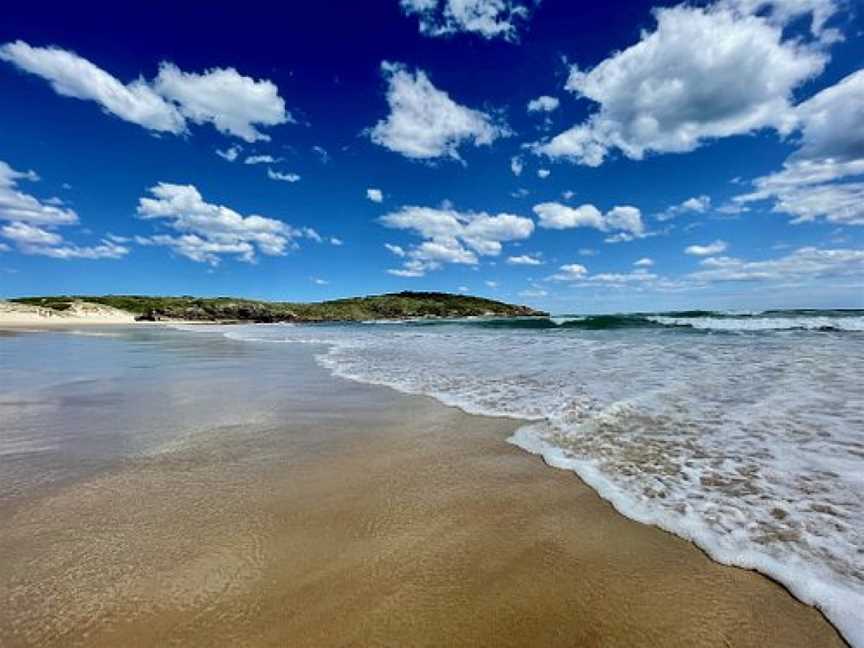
[
  {"left": 1, "top": 221, "right": 62, "bottom": 246},
  {"left": 532, "top": 5, "right": 827, "bottom": 166},
  {"left": 634, "top": 257, "right": 654, "bottom": 267},
  {"left": 548, "top": 262, "right": 664, "bottom": 289},
  {"left": 0, "top": 160, "right": 125, "bottom": 259},
  {"left": 549, "top": 263, "right": 588, "bottom": 281},
  {"left": 537, "top": 168, "right": 550, "bottom": 178},
  {"left": 0, "top": 41, "right": 291, "bottom": 142},
  {"left": 718, "top": 0, "right": 842, "bottom": 41},
  {"left": 735, "top": 71, "right": 864, "bottom": 225},
  {"left": 135, "top": 182, "right": 316, "bottom": 264},
  {"left": 527, "top": 95, "right": 559, "bottom": 113},
  {"left": 367, "top": 188, "right": 384, "bottom": 203},
  {"left": 380, "top": 204, "right": 534, "bottom": 276},
  {"left": 657, "top": 195, "right": 711, "bottom": 221},
  {"left": 507, "top": 253, "right": 542, "bottom": 265},
  {"left": 369, "top": 62, "right": 507, "bottom": 161},
  {"left": 0, "top": 41, "right": 185, "bottom": 134},
  {"left": 152, "top": 63, "right": 291, "bottom": 142},
  {"left": 267, "top": 169, "right": 301, "bottom": 183},
  {"left": 690, "top": 246, "right": 864, "bottom": 282},
  {"left": 0, "top": 161, "right": 77, "bottom": 226},
  {"left": 330, "top": 237, "right": 343, "bottom": 246},
  {"left": 400, "top": 0, "right": 538, "bottom": 41},
  {"left": 533, "top": 202, "right": 645, "bottom": 241},
  {"left": 685, "top": 240, "right": 728, "bottom": 256}
]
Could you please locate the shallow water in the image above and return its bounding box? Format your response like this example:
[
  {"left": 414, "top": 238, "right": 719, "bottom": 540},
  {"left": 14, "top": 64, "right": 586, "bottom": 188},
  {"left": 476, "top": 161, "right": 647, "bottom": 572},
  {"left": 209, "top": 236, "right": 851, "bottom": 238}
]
[
  {"left": 0, "top": 326, "right": 337, "bottom": 505},
  {"left": 196, "top": 310, "right": 864, "bottom": 647}
]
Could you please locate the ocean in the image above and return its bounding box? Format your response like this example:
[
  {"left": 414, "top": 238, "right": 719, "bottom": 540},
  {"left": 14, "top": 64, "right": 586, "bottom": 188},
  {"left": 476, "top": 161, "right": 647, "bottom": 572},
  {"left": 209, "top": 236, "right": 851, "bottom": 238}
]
[{"left": 187, "top": 308, "right": 864, "bottom": 646}]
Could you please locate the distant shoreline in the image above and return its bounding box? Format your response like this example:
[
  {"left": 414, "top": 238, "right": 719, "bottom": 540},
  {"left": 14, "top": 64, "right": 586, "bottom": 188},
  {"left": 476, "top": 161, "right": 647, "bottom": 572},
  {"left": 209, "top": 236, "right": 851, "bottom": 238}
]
[{"left": 1, "top": 292, "right": 548, "bottom": 327}]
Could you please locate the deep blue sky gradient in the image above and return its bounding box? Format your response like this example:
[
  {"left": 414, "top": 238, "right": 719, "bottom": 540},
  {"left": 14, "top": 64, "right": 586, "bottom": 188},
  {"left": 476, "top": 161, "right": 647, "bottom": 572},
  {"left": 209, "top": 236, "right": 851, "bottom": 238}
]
[{"left": 1, "top": 1, "right": 862, "bottom": 312}]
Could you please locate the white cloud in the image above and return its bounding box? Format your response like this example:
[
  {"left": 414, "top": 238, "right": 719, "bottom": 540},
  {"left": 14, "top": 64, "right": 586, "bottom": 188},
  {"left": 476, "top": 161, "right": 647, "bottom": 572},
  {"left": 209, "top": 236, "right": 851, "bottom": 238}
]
[
  {"left": 153, "top": 63, "right": 290, "bottom": 142},
  {"left": 330, "top": 237, "right": 343, "bottom": 246},
  {"left": 657, "top": 195, "right": 712, "bottom": 221},
  {"left": 527, "top": 95, "right": 559, "bottom": 113},
  {"left": 267, "top": 169, "right": 301, "bottom": 183},
  {"left": 718, "top": 0, "right": 842, "bottom": 41},
  {"left": 388, "top": 259, "right": 436, "bottom": 277},
  {"left": 216, "top": 145, "right": 241, "bottom": 162},
  {"left": 400, "top": 0, "right": 538, "bottom": 41},
  {"left": 685, "top": 240, "right": 728, "bottom": 256},
  {"left": 1, "top": 221, "right": 62, "bottom": 246},
  {"left": 534, "top": 202, "right": 604, "bottom": 230},
  {"left": 0, "top": 41, "right": 290, "bottom": 142},
  {"left": 735, "top": 71, "right": 864, "bottom": 225},
  {"left": 300, "top": 227, "right": 322, "bottom": 243},
  {"left": 367, "top": 188, "right": 384, "bottom": 203},
  {"left": 690, "top": 246, "right": 864, "bottom": 282},
  {"left": 244, "top": 154, "right": 277, "bottom": 165},
  {"left": 537, "top": 168, "right": 550, "bottom": 178},
  {"left": 380, "top": 204, "right": 534, "bottom": 276},
  {"left": 311, "top": 277, "right": 329, "bottom": 285},
  {"left": 385, "top": 243, "right": 406, "bottom": 257},
  {"left": 369, "top": 62, "right": 507, "bottom": 161},
  {"left": 533, "top": 5, "right": 827, "bottom": 166},
  {"left": 562, "top": 190, "right": 575, "bottom": 200},
  {"left": 634, "top": 257, "right": 654, "bottom": 267},
  {"left": 533, "top": 202, "right": 645, "bottom": 240},
  {"left": 583, "top": 270, "right": 658, "bottom": 285},
  {"left": 0, "top": 40, "right": 185, "bottom": 134},
  {"left": 19, "top": 239, "right": 128, "bottom": 259},
  {"left": 507, "top": 253, "right": 542, "bottom": 265},
  {"left": 0, "top": 161, "right": 77, "bottom": 226},
  {"left": 549, "top": 263, "right": 588, "bottom": 281},
  {"left": 485, "top": 280, "right": 499, "bottom": 288},
  {"left": 0, "top": 160, "right": 125, "bottom": 259},
  {"left": 458, "top": 285, "right": 470, "bottom": 292},
  {"left": 578, "top": 247, "right": 597, "bottom": 256},
  {"left": 136, "top": 182, "right": 311, "bottom": 264},
  {"left": 510, "top": 156, "right": 524, "bottom": 176}
]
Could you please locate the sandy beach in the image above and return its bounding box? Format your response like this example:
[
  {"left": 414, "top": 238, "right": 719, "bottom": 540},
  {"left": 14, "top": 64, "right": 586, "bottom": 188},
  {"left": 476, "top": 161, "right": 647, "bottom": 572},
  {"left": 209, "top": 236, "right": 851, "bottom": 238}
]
[
  {"left": 0, "top": 326, "right": 847, "bottom": 647},
  {"left": 0, "top": 300, "right": 136, "bottom": 327}
]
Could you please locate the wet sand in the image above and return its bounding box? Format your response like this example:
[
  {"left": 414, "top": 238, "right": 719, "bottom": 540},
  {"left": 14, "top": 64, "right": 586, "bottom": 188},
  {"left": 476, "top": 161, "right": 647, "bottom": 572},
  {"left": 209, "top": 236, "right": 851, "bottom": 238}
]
[{"left": 0, "top": 331, "right": 847, "bottom": 647}]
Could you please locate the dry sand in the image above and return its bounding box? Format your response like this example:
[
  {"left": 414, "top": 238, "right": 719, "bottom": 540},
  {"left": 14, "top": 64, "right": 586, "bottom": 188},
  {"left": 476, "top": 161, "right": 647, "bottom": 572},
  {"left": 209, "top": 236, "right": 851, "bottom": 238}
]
[
  {"left": 0, "top": 300, "right": 135, "bottom": 327},
  {"left": 0, "top": 382, "right": 846, "bottom": 647}
]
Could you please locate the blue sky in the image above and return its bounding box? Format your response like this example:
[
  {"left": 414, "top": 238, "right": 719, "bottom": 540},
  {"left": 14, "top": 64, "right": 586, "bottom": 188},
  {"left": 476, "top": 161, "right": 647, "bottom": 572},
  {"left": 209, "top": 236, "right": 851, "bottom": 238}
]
[{"left": 1, "top": 0, "right": 862, "bottom": 313}]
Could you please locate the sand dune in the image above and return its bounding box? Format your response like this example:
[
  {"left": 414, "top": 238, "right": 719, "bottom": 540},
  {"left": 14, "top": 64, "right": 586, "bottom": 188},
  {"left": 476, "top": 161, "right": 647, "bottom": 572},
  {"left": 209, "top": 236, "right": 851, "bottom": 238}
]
[{"left": 0, "top": 300, "right": 135, "bottom": 326}]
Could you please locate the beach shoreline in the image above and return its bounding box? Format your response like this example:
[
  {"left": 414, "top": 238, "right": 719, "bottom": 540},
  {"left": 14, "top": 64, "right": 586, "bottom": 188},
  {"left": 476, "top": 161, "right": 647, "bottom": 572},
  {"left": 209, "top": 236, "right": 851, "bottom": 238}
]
[{"left": 0, "top": 326, "right": 848, "bottom": 647}]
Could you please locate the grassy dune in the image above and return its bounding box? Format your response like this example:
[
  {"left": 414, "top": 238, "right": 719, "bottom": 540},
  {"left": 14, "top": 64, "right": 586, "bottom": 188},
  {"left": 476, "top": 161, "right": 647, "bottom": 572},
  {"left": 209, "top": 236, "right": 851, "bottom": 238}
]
[{"left": 11, "top": 292, "right": 547, "bottom": 323}]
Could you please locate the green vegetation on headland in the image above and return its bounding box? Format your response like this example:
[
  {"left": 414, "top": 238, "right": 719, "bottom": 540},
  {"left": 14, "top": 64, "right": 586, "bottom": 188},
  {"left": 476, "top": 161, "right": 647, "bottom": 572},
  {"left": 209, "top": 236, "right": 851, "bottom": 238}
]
[{"left": 11, "top": 292, "right": 548, "bottom": 323}]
